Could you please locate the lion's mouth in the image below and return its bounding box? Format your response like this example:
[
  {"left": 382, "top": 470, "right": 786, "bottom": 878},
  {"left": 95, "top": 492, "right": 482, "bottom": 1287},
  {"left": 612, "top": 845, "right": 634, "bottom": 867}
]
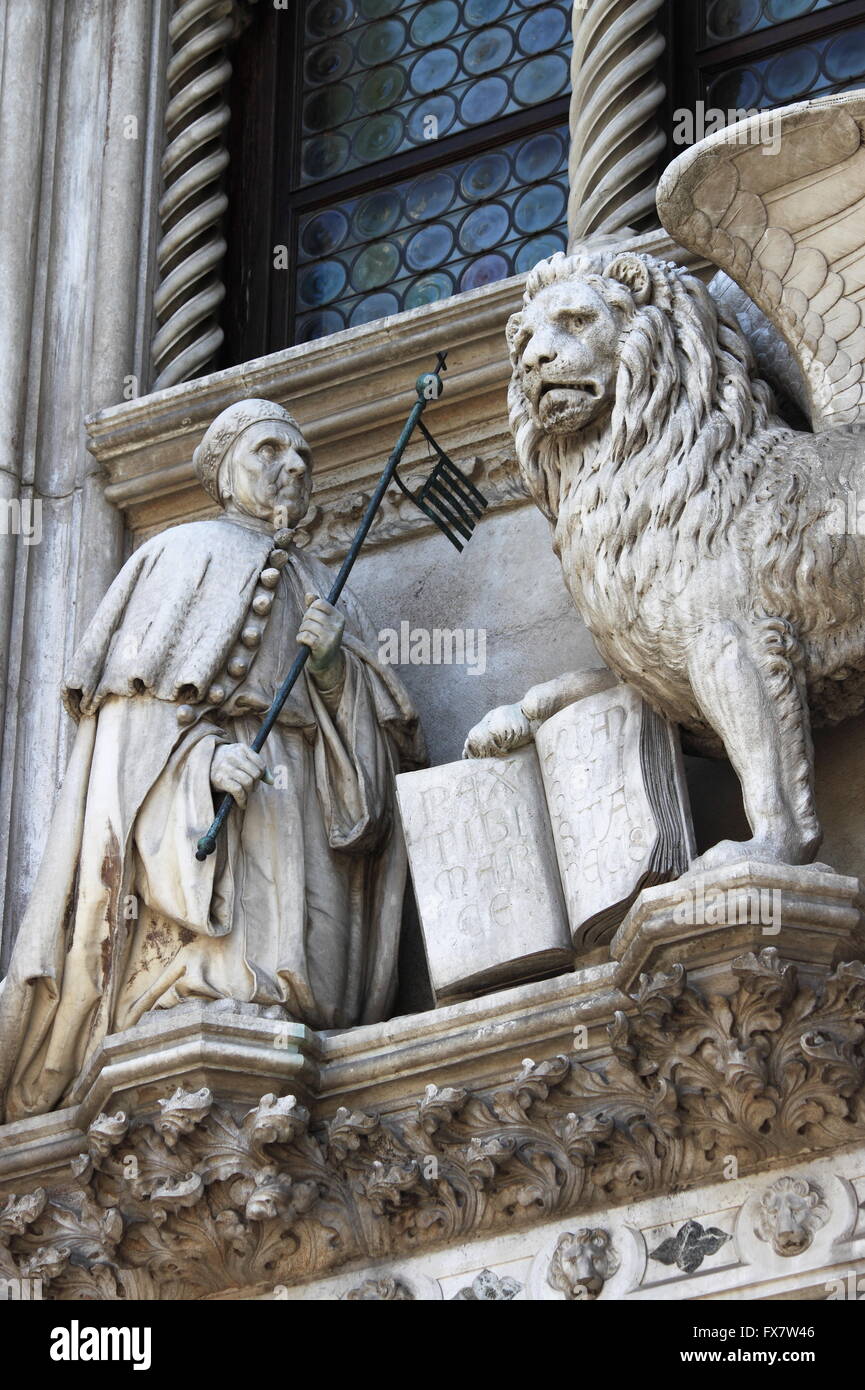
[{"left": 538, "top": 381, "right": 601, "bottom": 402}]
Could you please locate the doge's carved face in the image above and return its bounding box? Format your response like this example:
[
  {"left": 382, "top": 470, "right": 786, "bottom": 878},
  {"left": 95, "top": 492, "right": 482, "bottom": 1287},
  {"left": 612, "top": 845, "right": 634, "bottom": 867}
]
[{"left": 508, "top": 278, "right": 623, "bottom": 437}]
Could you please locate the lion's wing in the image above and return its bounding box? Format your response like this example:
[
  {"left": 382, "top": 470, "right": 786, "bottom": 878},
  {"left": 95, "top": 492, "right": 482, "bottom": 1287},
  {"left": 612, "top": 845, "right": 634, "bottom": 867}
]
[{"left": 657, "top": 92, "right": 865, "bottom": 434}]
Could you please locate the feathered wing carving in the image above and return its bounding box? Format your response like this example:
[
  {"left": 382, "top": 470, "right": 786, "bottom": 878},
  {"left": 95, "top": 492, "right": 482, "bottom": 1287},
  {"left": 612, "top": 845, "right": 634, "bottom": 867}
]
[{"left": 657, "top": 92, "right": 865, "bottom": 433}]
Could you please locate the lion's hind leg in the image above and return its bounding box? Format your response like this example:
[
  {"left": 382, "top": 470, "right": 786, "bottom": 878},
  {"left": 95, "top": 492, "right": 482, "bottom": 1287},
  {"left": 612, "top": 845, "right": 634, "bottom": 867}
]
[{"left": 686, "top": 617, "right": 821, "bottom": 872}]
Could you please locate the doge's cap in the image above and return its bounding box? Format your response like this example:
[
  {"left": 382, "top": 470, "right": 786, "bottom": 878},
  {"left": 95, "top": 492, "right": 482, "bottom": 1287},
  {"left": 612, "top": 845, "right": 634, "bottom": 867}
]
[{"left": 192, "top": 399, "right": 303, "bottom": 503}]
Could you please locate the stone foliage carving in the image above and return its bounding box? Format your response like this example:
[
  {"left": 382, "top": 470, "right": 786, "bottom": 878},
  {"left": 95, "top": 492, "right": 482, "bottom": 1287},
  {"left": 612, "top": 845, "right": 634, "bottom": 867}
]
[
  {"left": 2, "top": 949, "right": 865, "bottom": 1298},
  {"left": 755, "top": 1176, "right": 830, "bottom": 1257},
  {"left": 547, "top": 1228, "right": 618, "bottom": 1299}
]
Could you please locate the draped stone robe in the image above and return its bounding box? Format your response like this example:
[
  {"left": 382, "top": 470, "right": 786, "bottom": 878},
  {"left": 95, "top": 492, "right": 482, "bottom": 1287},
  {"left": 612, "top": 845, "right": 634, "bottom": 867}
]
[{"left": 0, "top": 516, "right": 424, "bottom": 1123}]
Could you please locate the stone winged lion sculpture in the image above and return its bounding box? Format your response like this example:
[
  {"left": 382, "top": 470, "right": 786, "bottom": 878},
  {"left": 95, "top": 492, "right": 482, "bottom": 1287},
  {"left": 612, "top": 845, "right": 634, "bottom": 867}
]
[{"left": 466, "top": 93, "right": 865, "bottom": 874}]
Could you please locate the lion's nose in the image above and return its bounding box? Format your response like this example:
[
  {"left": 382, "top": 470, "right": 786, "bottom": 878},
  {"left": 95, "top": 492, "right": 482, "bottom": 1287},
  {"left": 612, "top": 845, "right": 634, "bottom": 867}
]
[{"left": 522, "top": 333, "right": 557, "bottom": 371}]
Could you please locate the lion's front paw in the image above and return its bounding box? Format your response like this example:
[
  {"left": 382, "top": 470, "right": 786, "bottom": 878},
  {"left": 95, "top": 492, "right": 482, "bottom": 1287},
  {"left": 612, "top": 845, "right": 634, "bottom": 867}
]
[{"left": 463, "top": 703, "right": 534, "bottom": 759}]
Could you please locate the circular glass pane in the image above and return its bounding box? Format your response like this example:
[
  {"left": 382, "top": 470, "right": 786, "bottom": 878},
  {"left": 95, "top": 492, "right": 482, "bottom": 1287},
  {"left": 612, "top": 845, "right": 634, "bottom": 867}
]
[
  {"left": 465, "top": 0, "right": 509, "bottom": 21},
  {"left": 405, "top": 170, "right": 457, "bottom": 221},
  {"left": 297, "top": 309, "right": 346, "bottom": 342},
  {"left": 358, "top": 65, "right": 406, "bottom": 113},
  {"left": 406, "top": 222, "right": 455, "bottom": 271},
  {"left": 460, "top": 254, "right": 509, "bottom": 292},
  {"left": 517, "top": 6, "right": 568, "bottom": 55},
  {"left": 459, "top": 202, "right": 510, "bottom": 254},
  {"left": 460, "top": 76, "right": 509, "bottom": 126},
  {"left": 351, "top": 240, "right": 401, "bottom": 290},
  {"left": 301, "top": 208, "right": 350, "bottom": 259},
  {"left": 515, "top": 129, "right": 564, "bottom": 183},
  {"left": 764, "top": 45, "right": 820, "bottom": 102},
  {"left": 410, "top": 46, "right": 460, "bottom": 95},
  {"left": 407, "top": 94, "right": 457, "bottom": 143},
  {"left": 307, "top": 0, "right": 355, "bottom": 39},
  {"left": 765, "top": 0, "right": 818, "bottom": 22},
  {"left": 410, "top": 0, "right": 460, "bottom": 46},
  {"left": 297, "top": 260, "right": 347, "bottom": 308},
  {"left": 706, "top": 0, "right": 762, "bottom": 40},
  {"left": 707, "top": 65, "right": 762, "bottom": 110},
  {"left": 824, "top": 29, "right": 865, "bottom": 82},
  {"left": 358, "top": 18, "right": 406, "bottom": 65},
  {"left": 302, "top": 133, "right": 350, "bottom": 181},
  {"left": 354, "top": 188, "right": 402, "bottom": 239},
  {"left": 358, "top": 0, "right": 401, "bottom": 15},
  {"left": 404, "top": 271, "right": 455, "bottom": 310},
  {"left": 461, "top": 151, "right": 511, "bottom": 202},
  {"left": 513, "top": 53, "right": 569, "bottom": 105},
  {"left": 515, "top": 232, "right": 566, "bottom": 273},
  {"left": 464, "top": 27, "right": 514, "bottom": 75},
  {"left": 304, "top": 40, "right": 352, "bottom": 85},
  {"left": 303, "top": 83, "right": 353, "bottom": 133},
  {"left": 513, "top": 181, "right": 566, "bottom": 234},
  {"left": 353, "top": 111, "right": 403, "bottom": 163},
  {"left": 350, "top": 292, "right": 400, "bottom": 326}
]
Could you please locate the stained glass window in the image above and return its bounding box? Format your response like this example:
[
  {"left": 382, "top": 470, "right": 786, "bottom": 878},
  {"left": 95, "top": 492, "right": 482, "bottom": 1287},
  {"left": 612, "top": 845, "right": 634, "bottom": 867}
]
[
  {"left": 706, "top": 21, "right": 865, "bottom": 107},
  {"left": 295, "top": 126, "right": 569, "bottom": 341},
  {"left": 703, "top": 0, "right": 852, "bottom": 46},
  {"left": 670, "top": 0, "right": 865, "bottom": 156},
  {"left": 300, "top": 0, "right": 572, "bottom": 184},
  {"left": 223, "top": 0, "right": 572, "bottom": 359}
]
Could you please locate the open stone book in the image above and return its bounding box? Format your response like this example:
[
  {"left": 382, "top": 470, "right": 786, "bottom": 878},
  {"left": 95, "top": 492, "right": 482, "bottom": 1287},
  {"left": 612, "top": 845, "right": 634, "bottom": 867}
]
[{"left": 397, "top": 684, "right": 695, "bottom": 1002}]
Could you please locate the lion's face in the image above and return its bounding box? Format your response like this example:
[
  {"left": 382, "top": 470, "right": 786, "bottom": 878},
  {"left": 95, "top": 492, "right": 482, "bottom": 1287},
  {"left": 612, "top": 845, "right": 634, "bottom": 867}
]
[{"left": 507, "top": 278, "right": 624, "bottom": 437}]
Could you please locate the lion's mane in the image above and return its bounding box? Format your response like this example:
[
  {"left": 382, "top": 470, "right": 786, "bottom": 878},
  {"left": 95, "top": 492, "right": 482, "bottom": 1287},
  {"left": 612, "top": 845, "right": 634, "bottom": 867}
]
[{"left": 508, "top": 250, "right": 782, "bottom": 561}]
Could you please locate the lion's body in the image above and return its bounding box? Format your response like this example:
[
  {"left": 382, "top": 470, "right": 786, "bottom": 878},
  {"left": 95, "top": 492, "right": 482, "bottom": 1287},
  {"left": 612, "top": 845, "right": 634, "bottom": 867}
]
[
  {"left": 503, "top": 248, "right": 865, "bottom": 866},
  {"left": 551, "top": 415, "right": 865, "bottom": 749}
]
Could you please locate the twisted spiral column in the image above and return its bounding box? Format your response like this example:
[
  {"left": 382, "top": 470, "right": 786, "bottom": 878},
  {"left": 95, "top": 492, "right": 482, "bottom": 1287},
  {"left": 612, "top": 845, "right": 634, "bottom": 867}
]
[
  {"left": 567, "top": 0, "right": 667, "bottom": 246},
  {"left": 151, "top": 0, "right": 235, "bottom": 390}
]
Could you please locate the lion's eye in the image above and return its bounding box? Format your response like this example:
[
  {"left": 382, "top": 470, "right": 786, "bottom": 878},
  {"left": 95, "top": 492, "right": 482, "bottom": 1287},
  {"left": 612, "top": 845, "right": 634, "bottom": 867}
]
[{"left": 563, "top": 311, "right": 594, "bottom": 332}]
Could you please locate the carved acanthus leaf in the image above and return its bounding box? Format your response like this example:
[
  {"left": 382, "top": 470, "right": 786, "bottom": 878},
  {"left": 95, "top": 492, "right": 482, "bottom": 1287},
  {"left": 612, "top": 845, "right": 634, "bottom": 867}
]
[{"left": 3, "top": 950, "right": 865, "bottom": 1298}]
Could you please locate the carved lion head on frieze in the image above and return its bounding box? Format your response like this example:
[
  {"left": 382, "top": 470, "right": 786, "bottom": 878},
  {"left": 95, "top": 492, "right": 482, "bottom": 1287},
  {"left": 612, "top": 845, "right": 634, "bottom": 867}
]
[{"left": 755, "top": 1176, "right": 830, "bottom": 1257}]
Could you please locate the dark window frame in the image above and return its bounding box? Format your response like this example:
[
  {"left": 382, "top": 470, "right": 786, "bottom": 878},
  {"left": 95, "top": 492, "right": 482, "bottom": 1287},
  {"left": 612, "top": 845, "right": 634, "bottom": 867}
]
[
  {"left": 666, "top": 0, "right": 865, "bottom": 161},
  {"left": 222, "top": 1, "right": 570, "bottom": 366}
]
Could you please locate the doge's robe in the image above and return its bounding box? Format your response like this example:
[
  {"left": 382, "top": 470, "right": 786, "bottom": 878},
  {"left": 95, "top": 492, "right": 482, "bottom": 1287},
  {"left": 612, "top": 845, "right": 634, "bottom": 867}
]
[{"left": 0, "top": 516, "right": 424, "bottom": 1123}]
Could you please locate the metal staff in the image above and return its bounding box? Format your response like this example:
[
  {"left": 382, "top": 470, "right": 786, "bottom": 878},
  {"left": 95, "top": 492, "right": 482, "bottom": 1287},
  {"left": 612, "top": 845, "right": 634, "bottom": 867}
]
[{"left": 195, "top": 350, "right": 487, "bottom": 860}]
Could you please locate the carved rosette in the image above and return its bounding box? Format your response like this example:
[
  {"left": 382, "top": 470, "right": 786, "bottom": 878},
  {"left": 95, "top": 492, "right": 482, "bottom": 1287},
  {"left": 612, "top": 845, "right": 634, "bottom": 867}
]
[
  {"left": 567, "top": 0, "right": 667, "bottom": 243},
  {"left": 151, "top": 0, "right": 236, "bottom": 390},
  {"left": 3, "top": 949, "right": 865, "bottom": 1299}
]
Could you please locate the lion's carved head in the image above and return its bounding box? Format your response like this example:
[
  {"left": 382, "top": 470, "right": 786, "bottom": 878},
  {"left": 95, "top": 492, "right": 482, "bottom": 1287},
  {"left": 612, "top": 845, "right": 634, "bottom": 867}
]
[
  {"left": 506, "top": 252, "right": 652, "bottom": 437},
  {"left": 507, "top": 249, "right": 775, "bottom": 528}
]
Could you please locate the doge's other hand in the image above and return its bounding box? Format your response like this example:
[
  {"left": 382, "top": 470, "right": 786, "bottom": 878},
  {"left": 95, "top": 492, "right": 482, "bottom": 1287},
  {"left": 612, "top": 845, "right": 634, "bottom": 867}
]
[
  {"left": 211, "top": 743, "right": 267, "bottom": 808},
  {"left": 298, "top": 591, "right": 345, "bottom": 675},
  {"left": 463, "top": 703, "right": 534, "bottom": 759}
]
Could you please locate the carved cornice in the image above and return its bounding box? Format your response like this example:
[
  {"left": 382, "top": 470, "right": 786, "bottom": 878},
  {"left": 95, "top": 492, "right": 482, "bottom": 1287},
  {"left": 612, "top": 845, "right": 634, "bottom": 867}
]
[{"left": 3, "top": 949, "right": 865, "bottom": 1299}]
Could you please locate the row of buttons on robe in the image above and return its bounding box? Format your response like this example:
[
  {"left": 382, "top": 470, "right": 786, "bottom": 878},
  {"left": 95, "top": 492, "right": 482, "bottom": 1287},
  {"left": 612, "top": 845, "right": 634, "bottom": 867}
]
[{"left": 176, "top": 528, "right": 294, "bottom": 726}]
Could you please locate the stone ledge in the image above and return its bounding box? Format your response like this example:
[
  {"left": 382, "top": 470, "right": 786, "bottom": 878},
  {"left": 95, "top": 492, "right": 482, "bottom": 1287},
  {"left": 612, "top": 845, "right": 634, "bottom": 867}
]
[{"left": 1, "top": 860, "right": 860, "bottom": 1183}]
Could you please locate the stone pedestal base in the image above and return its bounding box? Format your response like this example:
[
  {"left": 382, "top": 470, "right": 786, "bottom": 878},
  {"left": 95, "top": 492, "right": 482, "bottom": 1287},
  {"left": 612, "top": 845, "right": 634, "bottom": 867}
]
[{"left": 1, "top": 861, "right": 863, "bottom": 1299}]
